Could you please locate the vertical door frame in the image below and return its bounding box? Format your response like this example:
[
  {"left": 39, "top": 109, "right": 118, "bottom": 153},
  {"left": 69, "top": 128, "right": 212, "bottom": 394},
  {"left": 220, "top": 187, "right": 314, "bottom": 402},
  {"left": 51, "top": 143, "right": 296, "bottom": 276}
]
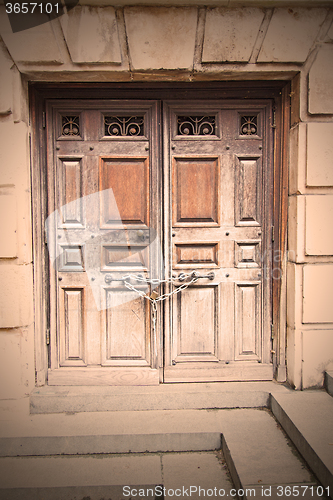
[{"left": 30, "top": 81, "right": 290, "bottom": 386}]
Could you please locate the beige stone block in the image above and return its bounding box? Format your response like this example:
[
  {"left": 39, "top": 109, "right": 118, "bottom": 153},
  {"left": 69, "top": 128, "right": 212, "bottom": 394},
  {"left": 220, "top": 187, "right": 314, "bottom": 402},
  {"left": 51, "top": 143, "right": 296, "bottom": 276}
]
[
  {"left": 307, "top": 123, "right": 333, "bottom": 187},
  {"left": 0, "top": 326, "right": 35, "bottom": 400},
  {"left": 302, "top": 330, "right": 333, "bottom": 388},
  {"left": 0, "top": 42, "right": 13, "bottom": 115},
  {"left": 303, "top": 264, "right": 333, "bottom": 323},
  {"left": 0, "top": 6, "right": 63, "bottom": 64},
  {"left": 0, "top": 331, "right": 23, "bottom": 399},
  {"left": 0, "top": 120, "right": 29, "bottom": 186},
  {"left": 309, "top": 45, "right": 333, "bottom": 114},
  {"left": 258, "top": 8, "right": 326, "bottom": 63},
  {"left": 305, "top": 195, "right": 333, "bottom": 256},
  {"left": 0, "top": 264, "right": 33, "bottom": 328},
  {"left": 202, "top": 8, "right": 264, "bottom": 63},
  {"left": 0, "top": 186, "right": 17, "bottom": 258},
  {"left": 124, "top": 7, "right": 197, "bottom": 70},
  {"left": 60, "top": 6, "right": 121, "bottom": 64}
]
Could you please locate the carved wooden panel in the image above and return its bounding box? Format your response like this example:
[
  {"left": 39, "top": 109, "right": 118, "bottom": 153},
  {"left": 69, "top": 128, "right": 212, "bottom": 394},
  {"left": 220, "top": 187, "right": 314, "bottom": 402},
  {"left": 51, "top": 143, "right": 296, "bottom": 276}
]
[
  {"left": 59, "top": 159, "right": 83, "bottom": 227},
  {"left": 235, "top": 157, "right": 261, "bottom": 226},
  {"left": 59, "top": 288, "right": 86, "bottom": 366},
  {"left": 100, "top": 157, "right": 149, "bottom": 227},
  {"left": 105, "top": 290, "right": 149, "bottom": 365},
  {"left": 174, "top": 243, "right": 218, "bottom": 268},
  {"left": 59, "top": 245, "right": 84, "bottom": 272},
  {"left": 235, "top": 241, "right": 261, "bottom": 268},
  {"left": 235, "top": 283, "right": 261, "bottom": 360},
  {"left": 176, "top": 286, "right": 218, "bottom": 361},
  {"left": 102, "top": 244, "right": 148, "bottom": 270},
  {"left": 173, "top": 157, "right": 220, "bottom": 226}
]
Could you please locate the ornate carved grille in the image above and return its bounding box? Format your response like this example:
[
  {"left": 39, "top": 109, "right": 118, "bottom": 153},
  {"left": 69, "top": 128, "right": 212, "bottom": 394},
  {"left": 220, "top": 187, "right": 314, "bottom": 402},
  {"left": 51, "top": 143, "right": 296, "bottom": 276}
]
[
  {"left": 61, "top": 116, "right": 80, "bottom": 137},
  {"left": 177, "top": 116, "right": 216, "bottom": 136},
  {"left": 240, "top": 116, "right": 258, "bottom": 135},
  {"left": 104, "top": 116, "right": 144, "bottom": 137}
]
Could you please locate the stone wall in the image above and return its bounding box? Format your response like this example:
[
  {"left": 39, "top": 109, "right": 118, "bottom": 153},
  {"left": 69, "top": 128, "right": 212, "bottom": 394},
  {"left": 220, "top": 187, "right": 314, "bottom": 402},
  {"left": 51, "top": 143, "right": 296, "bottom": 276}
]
[{"left": 0, "top": 3, "right": 332, "bottom": 401}]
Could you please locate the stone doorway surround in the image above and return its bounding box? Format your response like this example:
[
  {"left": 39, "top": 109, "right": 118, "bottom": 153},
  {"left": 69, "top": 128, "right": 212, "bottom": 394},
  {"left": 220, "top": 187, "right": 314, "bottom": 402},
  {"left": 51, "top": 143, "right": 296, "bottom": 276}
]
[{"left": 0, "top": 2, "right": 332, "bottom": 412}]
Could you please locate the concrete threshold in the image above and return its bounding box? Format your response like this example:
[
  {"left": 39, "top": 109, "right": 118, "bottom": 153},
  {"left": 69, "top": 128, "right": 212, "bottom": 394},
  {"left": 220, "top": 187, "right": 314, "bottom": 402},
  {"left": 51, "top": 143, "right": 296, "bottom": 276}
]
[{"left": 30, "top": 381, "right": 291, "bottom": 414}]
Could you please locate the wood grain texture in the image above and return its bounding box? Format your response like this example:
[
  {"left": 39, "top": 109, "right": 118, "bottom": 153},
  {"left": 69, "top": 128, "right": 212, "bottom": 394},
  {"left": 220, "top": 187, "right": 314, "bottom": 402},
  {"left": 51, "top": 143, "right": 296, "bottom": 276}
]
[
  {"left": 172, "top": 157, "right": 220, "bottom": 226},
  {"left": 100, "top": 157, "right": 149, "bottom": 226}
]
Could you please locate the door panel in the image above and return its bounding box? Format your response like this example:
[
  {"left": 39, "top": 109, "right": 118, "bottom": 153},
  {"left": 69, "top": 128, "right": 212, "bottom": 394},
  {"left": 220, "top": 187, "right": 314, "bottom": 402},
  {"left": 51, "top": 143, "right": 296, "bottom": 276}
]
[
  {"left": 173, "top": 157, "right": 220, "bottom": 226},
  {"left": 100, "top": 157, "right": 149, "bottom": 226},
  {"left": 164, "top": 102, "right": 273, "bottom": 382}
]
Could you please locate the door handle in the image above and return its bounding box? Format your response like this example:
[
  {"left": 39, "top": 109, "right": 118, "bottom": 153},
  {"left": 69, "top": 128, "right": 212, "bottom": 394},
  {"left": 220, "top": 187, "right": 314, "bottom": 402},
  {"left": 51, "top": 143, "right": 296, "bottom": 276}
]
[
  {"left": 176, "top": 271, "right": 215, "bottom": 282},
  {"left": 104, "top": 274, "right": 126, "bottom": 284},
  {"left": 191, "top": 271, "right": 215, "bottom": 281}
]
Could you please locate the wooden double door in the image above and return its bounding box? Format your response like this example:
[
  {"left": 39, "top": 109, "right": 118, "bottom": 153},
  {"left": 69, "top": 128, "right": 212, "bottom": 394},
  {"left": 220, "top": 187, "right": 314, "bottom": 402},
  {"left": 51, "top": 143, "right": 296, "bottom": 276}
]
[{"left": 46, "top": 99, "right": 273, "bottom": 385}]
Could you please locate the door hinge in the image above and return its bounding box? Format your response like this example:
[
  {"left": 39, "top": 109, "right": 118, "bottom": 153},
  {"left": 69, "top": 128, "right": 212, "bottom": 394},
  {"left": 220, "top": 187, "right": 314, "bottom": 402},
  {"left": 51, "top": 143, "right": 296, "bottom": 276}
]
[
  {"left": 271, "top": 225, "right": 275, "bottom": 242},
  {"left": 42, "top": 112, "right": 46, "bottom": 129},
  {"left": 271, "top": 324, "right": 274, "bottom": 340},
  {"left": 46, "top": 328, "right": 50, "bottom": 345}
]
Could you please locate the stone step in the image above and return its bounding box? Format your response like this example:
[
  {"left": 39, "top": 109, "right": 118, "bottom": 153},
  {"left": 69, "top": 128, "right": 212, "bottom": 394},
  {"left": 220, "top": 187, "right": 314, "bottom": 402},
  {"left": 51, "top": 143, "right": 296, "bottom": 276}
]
[
  {"left": 220, "top": 408, "right": 323, "bottom": 500},
  {"left": 271, "top": 391, "right": 333, "bottom": 498},
  {"left": 0, "top": 432, "right": 221, "bottom": 457},
  {"left": 0, "top": 408, "right": 326, "bottom": 500},
  {"left": 30, "top": 381, "right": 290, "bottom": 414}
]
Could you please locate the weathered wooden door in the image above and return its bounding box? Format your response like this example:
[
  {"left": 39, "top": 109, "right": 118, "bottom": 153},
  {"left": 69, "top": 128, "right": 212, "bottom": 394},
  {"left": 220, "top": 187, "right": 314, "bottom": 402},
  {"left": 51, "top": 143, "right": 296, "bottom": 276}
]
[
  {"left": 46, "top": 101, "right": 162, "bottom": 385},
  {"left": 45, "top": 98, "right": 273, "bottom": 385},
  {"left": 163, "top": 101, "right": 273, "bottom": 382}
]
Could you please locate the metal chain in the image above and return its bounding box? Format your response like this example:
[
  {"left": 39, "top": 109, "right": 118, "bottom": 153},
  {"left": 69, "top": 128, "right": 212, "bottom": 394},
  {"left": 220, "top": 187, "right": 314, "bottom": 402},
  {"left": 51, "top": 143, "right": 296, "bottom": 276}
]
[
  {"left": 121, "top": 272, "right": 198, "bottom": 303},
  {"left": 122, "top": 272, "right": 199, "bottom": 349}
]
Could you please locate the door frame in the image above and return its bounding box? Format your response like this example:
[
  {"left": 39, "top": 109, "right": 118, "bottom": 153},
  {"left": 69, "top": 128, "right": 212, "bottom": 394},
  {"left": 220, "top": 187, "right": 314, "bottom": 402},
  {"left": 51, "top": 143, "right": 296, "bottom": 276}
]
[{"left": 30, "top": 81, "right": 290, "bottom": 386}]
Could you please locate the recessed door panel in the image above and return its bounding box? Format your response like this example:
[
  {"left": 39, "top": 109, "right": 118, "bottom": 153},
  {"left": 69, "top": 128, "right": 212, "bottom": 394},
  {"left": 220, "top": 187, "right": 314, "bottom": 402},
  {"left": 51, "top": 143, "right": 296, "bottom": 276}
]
[
  {"left": 104, "top": 290, "right": 149, "bottom": 364},
  {"left": 235, "top": 157, "right": 262, "bottom": 226},
  {"left": 175, "top": 286, "right": 218, "bottom": 362},
  {"left": 100, "top": 157, "right": 149, "bottom": 227},
  {"left": 173, "top": 157, "right": 220, "bottom": 226}
]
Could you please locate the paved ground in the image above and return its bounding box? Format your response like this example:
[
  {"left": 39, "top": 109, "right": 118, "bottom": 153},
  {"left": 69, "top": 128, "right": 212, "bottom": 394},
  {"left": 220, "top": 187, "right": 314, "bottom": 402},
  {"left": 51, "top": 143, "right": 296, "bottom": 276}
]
[{"left": 0, "top": 450, "right": 233, "bottom": 500}]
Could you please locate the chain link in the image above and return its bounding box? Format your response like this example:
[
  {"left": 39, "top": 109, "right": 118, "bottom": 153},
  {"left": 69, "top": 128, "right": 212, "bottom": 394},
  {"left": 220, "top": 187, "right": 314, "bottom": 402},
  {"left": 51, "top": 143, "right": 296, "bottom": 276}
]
[
  {"left": 122, "top": 272, "right": 198, "bottom": 357},
  {"left": 122, "top": 272, "right": 198, "bottom": 303}
]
